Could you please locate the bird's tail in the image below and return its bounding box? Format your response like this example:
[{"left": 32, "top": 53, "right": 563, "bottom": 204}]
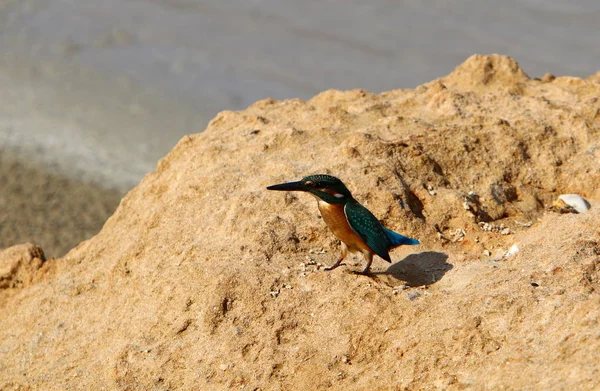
[{"left": 384, "top": 227, "right": 419, "bottom": 247}]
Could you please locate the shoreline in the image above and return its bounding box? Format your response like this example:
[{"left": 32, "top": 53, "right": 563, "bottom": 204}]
[
  {"left": 0, "top": 149, "right": 123, "bottom": 258},
  {"left": 0, "top": 55, "right": 209, "bottom": 192}
]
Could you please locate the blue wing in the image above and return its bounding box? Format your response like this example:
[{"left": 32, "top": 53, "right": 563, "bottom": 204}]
[{"left": 344, "top": 202, "right": 392, "bottom": 262}]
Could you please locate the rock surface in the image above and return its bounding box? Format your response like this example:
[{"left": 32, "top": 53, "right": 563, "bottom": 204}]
[
  {"left": 1, "top": 54, "right": 600, "bottom": 390},
  {"left": 0, "top": 244, "right": 45, "bottom": 291}
]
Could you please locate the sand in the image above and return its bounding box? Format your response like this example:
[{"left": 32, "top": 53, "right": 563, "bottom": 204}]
[
  {"left": 0, "top": 149, "right": 122, "bottom": 258},
  {"left": 1, "top": 55, "right": 600, "bottom": 390}
]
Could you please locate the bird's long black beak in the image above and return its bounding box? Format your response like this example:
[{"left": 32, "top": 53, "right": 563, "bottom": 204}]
[{"left": 266, "top": 180, "right": 306, "bottom": 192}]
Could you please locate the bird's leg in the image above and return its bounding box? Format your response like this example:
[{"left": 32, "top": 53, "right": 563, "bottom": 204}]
[
  {"left": 357, "top": 252, "right": 374, "bottom": 275},
  {"left": 324, "top": 243, "right": 348, "bottom": 271}
]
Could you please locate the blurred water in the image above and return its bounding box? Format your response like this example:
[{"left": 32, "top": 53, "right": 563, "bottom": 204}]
[{"left": 0, "top": 0, "right": 598, "bottom": 188}]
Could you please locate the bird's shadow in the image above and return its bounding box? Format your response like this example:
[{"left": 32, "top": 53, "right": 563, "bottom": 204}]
[{"left": 371, "top": 251, "right": 451, "bottom": 287}]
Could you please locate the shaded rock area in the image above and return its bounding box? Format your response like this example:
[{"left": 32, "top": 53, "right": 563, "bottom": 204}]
[{"left": 1, "top": 55, "right": 600, "bottom": 390}]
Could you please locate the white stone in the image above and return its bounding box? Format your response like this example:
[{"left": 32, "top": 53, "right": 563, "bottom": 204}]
[{"left": 558, "top": 194, "right": 591, "bottom": 213}]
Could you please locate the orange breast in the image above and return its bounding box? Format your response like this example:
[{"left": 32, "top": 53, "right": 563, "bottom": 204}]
[{"left": 317, "top": 201, "right": 370, "bottom": 254}]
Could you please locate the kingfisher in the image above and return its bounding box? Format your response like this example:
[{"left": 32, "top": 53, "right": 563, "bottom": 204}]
[{"left": 267, "top": 174, "right": 419, "bottom": 274}]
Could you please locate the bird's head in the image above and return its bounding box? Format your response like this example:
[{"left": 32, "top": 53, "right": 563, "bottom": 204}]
[{"left": 267, "top": 174, "right": 353, "bottom": 204}]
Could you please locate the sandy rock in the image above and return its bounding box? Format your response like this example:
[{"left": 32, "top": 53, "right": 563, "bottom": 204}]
[
  {"left": 0, "top": 243, "right": 45, "bottom": 289},
  {"left": 1, "top": 55, "right": 600, "bottom": 390}
]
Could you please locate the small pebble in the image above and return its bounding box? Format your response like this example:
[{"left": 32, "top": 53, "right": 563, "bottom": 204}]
[
  {"left": 514, "top": 220, "right": 533, "bottom": 227},
  {"left": 405, "top": 291, "right": 421, "bottom": 301},
  {"left": 504, "top": 244, "right": 519, "bottom": 257},
  {"left": 392, "top": 285, "right": 409, "bottom": 294}
]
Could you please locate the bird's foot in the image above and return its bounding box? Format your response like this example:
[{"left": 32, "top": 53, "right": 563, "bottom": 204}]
[{"left": 324, "top": 260, "right": 344, "bottom": 271}]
